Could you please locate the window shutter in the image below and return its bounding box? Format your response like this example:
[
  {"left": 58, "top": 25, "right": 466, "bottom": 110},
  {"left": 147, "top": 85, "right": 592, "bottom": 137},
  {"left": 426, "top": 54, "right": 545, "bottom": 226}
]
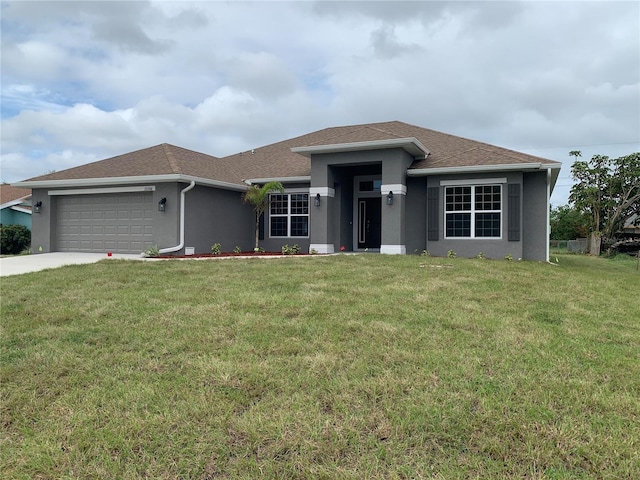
[
  {"left": 259, "top": 213, "right": 265, "bottom": 240},
  {"left": 508, "top": 184, "right": 521, "bottom": 241},
  {"left": 427, "top": 187, "right": 440, "bottom": 241}
]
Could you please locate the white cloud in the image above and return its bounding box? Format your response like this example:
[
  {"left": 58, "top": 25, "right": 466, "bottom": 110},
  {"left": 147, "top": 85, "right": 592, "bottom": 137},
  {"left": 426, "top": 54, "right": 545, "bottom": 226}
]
[{"left": 0, "top": 0, "right": 637, "bottom": 205}]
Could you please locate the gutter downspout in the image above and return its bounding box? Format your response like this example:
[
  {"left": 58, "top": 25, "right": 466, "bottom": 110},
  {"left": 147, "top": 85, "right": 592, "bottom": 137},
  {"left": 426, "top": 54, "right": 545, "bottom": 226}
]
[{"left": 159, "top": 180, "right": 196, "bottom": 254}]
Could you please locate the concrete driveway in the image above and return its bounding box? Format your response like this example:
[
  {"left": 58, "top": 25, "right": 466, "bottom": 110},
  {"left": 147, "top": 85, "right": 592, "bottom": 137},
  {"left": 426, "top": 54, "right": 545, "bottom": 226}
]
[{"left": 0, "top": 252, "right": 146, "bottom": 277}]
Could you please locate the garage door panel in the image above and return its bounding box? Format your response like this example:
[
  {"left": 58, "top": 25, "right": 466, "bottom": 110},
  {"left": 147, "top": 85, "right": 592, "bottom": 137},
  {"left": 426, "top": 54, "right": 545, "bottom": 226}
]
[
  {"left": 129, "top": 241, "right": 145, "bottom": 251},
  {"left": 57, "top": 192, "right": 154, "bottom": 253}
]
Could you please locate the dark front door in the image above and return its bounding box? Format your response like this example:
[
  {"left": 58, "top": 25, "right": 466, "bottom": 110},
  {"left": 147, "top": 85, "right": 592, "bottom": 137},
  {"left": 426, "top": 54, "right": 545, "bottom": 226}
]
[{"left": 357, "top": 198, "right": 381, "bottom": 249}]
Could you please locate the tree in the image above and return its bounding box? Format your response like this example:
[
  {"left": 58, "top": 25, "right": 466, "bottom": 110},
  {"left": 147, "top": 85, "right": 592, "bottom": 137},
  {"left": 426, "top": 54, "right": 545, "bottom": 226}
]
[
  {"left": 569, "top": 151, "right": 640, "bottom": 255},
  {"left": 242, "top": 181, "right": 284, "bottom": 250},
  {"left": 550, "top": 205, "right": 589, "bottom": 240}
]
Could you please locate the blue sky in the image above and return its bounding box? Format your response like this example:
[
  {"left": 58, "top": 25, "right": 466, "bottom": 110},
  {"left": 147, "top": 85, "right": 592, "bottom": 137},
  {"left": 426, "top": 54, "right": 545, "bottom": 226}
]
[{"left": 1, "top": 0, "right": 639, "bottom": 206}]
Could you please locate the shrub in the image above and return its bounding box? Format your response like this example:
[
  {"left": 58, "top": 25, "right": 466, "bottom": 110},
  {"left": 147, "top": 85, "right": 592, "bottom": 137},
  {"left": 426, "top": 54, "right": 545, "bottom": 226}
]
[
  {"left": 281, "top": 244, "right": 301, "bottom": 255},
  {"left": 420, "top": 249, "right": 430, "bottom": 257},
  {"left": 447, "top": 249, "right": 456, "bottom": 258},
  {"left": 143, "top": 245, "right": 159, "bottom": 258},
  {"left": 0, "top": 224, "right": 31, "bottom": 255},
  {"left": 504, "top": 253, "right": 513, "bottom": 261},
  {"left": 475, "top": 252, "right": 486, "bottom": 260},
  {"left": 233, "top": 246, "right": 242, "bottom": 254},
  {"left": 211, "top": 243, "right": 222, "bottom": 255}
]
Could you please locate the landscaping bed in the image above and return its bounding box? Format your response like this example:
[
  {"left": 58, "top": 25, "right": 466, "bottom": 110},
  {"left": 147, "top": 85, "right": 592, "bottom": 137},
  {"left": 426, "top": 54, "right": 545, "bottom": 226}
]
[{"left": 155, "top": 251, "right": 310, "bottom": 259}]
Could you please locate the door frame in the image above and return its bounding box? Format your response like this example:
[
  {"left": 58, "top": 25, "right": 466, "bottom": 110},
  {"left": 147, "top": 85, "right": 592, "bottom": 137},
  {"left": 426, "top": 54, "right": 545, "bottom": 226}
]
[{"left": 353, "top": 175, "right": 382, "bottom": 251}]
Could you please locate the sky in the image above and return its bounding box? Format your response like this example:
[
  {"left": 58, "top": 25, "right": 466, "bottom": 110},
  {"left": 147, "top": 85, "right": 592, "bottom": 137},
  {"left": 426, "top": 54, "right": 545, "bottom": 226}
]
[{"left": 1, "top": 0, "right": 638, "bottom": 206}]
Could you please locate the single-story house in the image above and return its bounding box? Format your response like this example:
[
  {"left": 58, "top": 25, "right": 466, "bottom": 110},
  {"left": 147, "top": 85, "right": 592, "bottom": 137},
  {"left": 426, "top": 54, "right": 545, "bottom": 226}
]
[
  {"left": 0, "top": 184, "right": 33, "bottom": 229},
  {"left": 13, "top": 121, "right": 561, "bottom": 260}
]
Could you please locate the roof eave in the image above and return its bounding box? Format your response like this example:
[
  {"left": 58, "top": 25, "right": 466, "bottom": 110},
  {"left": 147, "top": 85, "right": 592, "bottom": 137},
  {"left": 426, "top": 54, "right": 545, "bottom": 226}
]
[
  {"left": 291, "top": 137, "right": 429, "bottom": 158},
  {"left": 407, "top": 162, "right": 561, "bottom": 176},
  {"left": 243, "top": 176, "right": 311, "bottom": 185},
  {"left": 408, "top": 162, "right": 562, "bottom": 191},
  {"left": 12, "top": 175, "right": 248, "bottom": 192},
  {"left": 1, "top": 198, "right": 29, "bottom": 210},
  {"left": 9, "top": 205, "right": 33, "bottom": 214}
]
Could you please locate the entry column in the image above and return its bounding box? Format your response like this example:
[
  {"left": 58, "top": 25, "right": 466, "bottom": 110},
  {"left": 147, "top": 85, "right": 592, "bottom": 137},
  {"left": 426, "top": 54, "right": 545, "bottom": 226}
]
[
  {"left": 309, "top": 186, "right": 335, "bottom": 253},
  {"left": 380, "top": 184, "right": 406, "bottom": 254}
]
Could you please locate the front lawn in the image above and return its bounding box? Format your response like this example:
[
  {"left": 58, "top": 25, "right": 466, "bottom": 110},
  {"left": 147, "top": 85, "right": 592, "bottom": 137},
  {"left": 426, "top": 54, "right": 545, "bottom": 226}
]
[{"left": 1, "top": 254, "right": 639, "bottom": 479}]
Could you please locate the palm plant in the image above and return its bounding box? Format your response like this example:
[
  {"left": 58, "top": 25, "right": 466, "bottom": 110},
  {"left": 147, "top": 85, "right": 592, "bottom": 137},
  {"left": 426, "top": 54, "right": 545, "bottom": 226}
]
[{"left": 243, "top": 181, "right": 284, "bottom": 250}]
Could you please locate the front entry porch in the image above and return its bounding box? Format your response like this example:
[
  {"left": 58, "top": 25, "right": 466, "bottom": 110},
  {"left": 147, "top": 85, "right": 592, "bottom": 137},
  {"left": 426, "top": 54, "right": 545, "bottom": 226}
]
[{"left": 307, "top": 149, "right": 413, "bottom": 255}]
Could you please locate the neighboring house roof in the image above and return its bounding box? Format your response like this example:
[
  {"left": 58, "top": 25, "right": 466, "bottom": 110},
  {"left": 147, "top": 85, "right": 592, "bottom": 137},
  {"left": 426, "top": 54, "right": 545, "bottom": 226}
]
[
  {"left": 624, "top": 214, "right": 640, "bottom": 230},
  {"left": 0, "top": 184, "right": 32, "bottom": 210},
  {"left": 13, "top": 121, "right": 562, "bottom": 189}
]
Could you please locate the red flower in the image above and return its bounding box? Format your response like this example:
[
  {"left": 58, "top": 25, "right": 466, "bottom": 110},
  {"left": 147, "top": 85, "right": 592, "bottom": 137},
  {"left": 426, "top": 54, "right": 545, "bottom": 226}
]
[{"left": 340, "top": 245, "right": 345, "bottom": 251}]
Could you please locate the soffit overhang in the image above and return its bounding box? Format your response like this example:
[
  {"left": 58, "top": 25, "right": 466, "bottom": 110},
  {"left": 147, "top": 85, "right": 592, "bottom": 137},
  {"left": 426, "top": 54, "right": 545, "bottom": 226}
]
[
  {"left": 408, "top": 163, "right": 562, "bottom": 190},
  {"left": 291, "top": 137, "right": 429, "bottom": 158},
  {"left": 12, "top": 174, "right": 248, "bottom": 192},
  {"left": 242, "top": 176, "right": 311, "bottom": 186}
]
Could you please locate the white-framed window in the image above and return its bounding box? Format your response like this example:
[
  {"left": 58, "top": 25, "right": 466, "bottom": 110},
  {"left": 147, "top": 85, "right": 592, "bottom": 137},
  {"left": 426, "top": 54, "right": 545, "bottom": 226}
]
[
  {"left": 444, "top": 185, "right": 502, "bottom": 238},
  {"left": 270, "top": 193, "right": 309, "bottom": 237}
]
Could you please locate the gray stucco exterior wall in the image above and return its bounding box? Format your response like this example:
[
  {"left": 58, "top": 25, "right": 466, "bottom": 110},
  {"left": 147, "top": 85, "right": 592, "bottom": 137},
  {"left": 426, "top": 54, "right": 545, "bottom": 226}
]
[
  {"left": 425, "top": 172, "right": 528, "bottom": 260},
  {"left": 29, "top": 189, "right": 52, "bottom": 253},
  {"left": 153, "top": 183, "right": 182, "bottom": 252},
  {"left": 522, "top": 171, "right": 549, "bottom": 261},
  {"left": 183, "top": 185, "right": 254, "bottom": 254},
  {"left": 404, "top": 176, "right": 427, "bottom": 254},
  {"left": 27, "top": 165, "right": 551, "bottom": 260},
  {"left": 308, "top": 148, "right": 414, "bottom": 253}
]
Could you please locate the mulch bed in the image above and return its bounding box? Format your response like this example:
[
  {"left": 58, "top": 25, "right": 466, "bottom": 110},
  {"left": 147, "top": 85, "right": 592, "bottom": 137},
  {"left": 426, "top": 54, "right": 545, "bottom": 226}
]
[{"left": 154, "top": 252, "right": 308, "bottom": 259}]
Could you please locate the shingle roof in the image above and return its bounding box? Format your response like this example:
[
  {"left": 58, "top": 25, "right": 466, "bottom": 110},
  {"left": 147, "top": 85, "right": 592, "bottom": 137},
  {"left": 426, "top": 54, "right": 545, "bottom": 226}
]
[
  {"left": 1, "top": 184, "right": 31, "bottom": 205},
  {"left": 223, "top": 121, "right": 559, "bottom": 180},
  {"left": 17, "top": 121, "right": 559, "bottom": 186},
  {"left": 22, "top": 144, "right": 241, "bottom": 185}
]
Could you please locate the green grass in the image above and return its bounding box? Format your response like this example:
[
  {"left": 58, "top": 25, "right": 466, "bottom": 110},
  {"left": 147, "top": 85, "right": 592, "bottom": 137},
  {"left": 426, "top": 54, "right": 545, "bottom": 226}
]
[{"left": 1, "top": 254, "right": 639, "bottom": 479}]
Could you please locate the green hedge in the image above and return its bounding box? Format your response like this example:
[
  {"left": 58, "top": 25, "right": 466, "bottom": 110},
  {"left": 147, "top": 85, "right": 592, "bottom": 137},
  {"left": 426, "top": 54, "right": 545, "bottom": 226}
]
[{"left": 0, "top": 224, "right": 31, "bottom": 254}]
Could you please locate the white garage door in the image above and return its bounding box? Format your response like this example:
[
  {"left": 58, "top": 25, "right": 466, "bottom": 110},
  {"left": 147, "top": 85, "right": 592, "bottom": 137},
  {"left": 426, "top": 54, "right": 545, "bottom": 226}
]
[{"left": 56, "top": 192, "right": 154, "bottom": 253}]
